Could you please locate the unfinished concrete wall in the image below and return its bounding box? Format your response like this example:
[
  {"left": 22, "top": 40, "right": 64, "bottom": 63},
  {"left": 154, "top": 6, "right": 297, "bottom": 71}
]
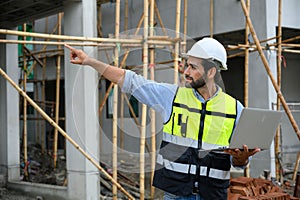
[{"left": 0, "top": 33, "right": 20, "bottom": 183}]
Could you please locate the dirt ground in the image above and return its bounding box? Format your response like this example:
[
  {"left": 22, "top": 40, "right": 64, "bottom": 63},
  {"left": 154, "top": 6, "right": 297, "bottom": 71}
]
[{"left": 0, "top": 187, "right": 36, "bottom": 200}]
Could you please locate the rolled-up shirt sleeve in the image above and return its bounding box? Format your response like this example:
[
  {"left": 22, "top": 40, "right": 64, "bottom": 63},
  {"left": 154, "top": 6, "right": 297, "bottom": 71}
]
[{"left": 121, "top": 70, "right": 177, "bottom": 123}]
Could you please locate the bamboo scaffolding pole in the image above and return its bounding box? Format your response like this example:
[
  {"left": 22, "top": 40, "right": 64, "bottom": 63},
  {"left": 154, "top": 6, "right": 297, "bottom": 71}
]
[
  {"left": 41, "top": 50, "right": 46, "bottom": 154},
  {"left": 112, "top": 0, "right": 120, "bottom": 198},
  {"left": 244, "top": 0, "right": 250, "bottom": 178},
  {"left": 31, "top": 21, "right": 40, "bottom": 145},
  {"left": 0, "top": 28, "right": 176, "bottom": 46},
  {"left": 20, "top": 117, "right": 65, "bottom": 121},
  {"left": 140, "top": 0, "right": 149, "bottom": 198},
  {"left": 240, "top": 0, "right": 300, "bottom": 141},
  {"left": 227, "top": 51, "right": 247, "bottom": 59},
  {"left": 0, "top": 40, "right": 97, "bottom": 46},
  {"left": 281, "top": 35, "right": 300, "bottom": 43},
  {"left": 281, "top": 43, "right": 300, "bottom": 48},
  {"left": 292, "top": 151, "right": 300, "bottom": 182},
  {"left": 0, "top": 29, "right": 141, "bottom": 44},
  {"left": 24, "top": 48, "right": 64, "bottom": 56},
  {"left": 22, "top": 23, "right": 29, "bottom": 180},
  {"left": 41, "top": 17, "right": 49, "bottom": 155},
  {"left": 53, "top": 12, "right": 62, "bottom": 169},
  {"left": 282, "top": 49, "right": 300, "bottom": 54},
  {"left": 0, "top": 68, "right": 135, "bottom": 200},
  {"left": 149, "top": 0, "right": 156, "bottom": 198},
  {"left": 23, "top": 46, "right": 44, "bottom": 68},
  {"left": 210, "top": 0, "right": 214, "bottom": 38},
  {"left": 123, "top": 95, "right": 140, "bottom": 126},
  {"left": 183, "top": 0, "right": 188, "bottom": 54},
  {"left": 227, "top": 41, "right": 300, "bottom": 57},
  {"left": 34, "top": 60, "right": 40, "bottom": 145},
  {"left": 173, "top": 0, "right": 181, "bottom": 85},
  {"left": 26, "top": 60, "right": 36, "bottom": 81},
  {"left": 120, "top": 93, "right": 125, "bottom": 150},
  {"left": 154, "top": 1, "right": 168, "bottom": 36},
  {"left": 119, "top": 0, "right": 129, "bottom": 151},
  {"left": 226, "top": 36, "right": 279, "bottom": 52},
  {"left": 0, "top": 39, "right": 174, "bottom": 46},
  {"left": 275, "top": 0, "right": 283, "bottom": 181}
]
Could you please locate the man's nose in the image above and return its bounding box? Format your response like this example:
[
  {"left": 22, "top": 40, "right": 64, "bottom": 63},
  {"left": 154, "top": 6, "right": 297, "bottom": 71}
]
[{"left": 184, "top": 66, "right": 190, "bottom": 75}]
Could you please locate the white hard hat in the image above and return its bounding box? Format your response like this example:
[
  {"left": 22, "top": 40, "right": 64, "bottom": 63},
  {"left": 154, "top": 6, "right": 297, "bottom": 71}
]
[{"left": 187, "top": 37, "right": 227, "bottom": 70}]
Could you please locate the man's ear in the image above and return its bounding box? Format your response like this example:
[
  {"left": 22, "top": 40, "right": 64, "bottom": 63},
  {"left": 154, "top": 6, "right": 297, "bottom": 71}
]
[{"left": 207, "top": 67, "right": 217, "bottom": 79}]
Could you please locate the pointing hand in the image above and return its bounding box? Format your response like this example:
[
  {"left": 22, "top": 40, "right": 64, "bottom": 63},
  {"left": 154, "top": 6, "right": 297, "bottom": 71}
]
[{"left": 64, "top": 44, "right": 88, "bottom": 65}]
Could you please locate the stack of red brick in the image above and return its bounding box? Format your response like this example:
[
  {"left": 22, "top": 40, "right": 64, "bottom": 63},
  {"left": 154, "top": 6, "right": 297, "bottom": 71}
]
[{"left": 228, "top": 177, "right": 299, "bottom": 200}]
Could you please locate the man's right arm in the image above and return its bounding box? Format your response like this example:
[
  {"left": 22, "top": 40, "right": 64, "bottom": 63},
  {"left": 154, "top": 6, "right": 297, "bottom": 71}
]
[
  {"left": 65, "top": 44, "right": 126, "bottom": 87},
  {"left": 122, "top": 70, "right": 177, "bottom": 123},
  {"left": 65, "top": 44, "right": 177, "bottom": 122}
]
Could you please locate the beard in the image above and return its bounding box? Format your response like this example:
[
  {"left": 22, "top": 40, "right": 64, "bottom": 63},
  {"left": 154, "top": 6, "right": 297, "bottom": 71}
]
[{"left": 185, "top": 76, "right": 206, "bottom": 89}]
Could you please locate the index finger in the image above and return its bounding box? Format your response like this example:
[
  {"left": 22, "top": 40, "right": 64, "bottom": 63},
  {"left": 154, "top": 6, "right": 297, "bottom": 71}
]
[{"left": 64, "top": 44, "right": 76, "bottom": 51}]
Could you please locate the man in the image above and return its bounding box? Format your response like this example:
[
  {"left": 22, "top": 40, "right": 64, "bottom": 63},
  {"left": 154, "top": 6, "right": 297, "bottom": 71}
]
[{"left": 65, "top": 37, "right": 260, "bottom": 200}]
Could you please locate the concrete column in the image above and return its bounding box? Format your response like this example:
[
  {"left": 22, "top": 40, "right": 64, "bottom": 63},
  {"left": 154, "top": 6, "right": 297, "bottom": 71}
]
[
  {"left": 0, "top": 34, "right": 20, "bottom": 183},
  {"left": 64, "top": 1, "right": 100, "bottom": 200}
]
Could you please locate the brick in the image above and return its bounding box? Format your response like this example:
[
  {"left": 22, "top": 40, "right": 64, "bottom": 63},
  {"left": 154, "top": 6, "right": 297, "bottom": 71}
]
[
  {"left": 231, "top": 177, "right": 255, "bottom": 187},
  {"left": 238, "top": 196, "right": 257, "bottom": 200},
  {"left": 250, "top": 185, "right": 259, "bottom": 196},
  {"left": 256, "top": 195, "right": 272, "bottom": 200},
  {"left": 289, "top": 196, "right": 300, "bottom": 200},
  {"left": 253, "top": 178, "right": 273, "bottom": 187},
  {"left": 231, "top": 186, "right": 251, "bottom": 196},
  {"left": 264, "top": 192, "right": 290, "bottom": 200},
  {"left": 228, "top": 192, "right": 242, "bottom": 200}
]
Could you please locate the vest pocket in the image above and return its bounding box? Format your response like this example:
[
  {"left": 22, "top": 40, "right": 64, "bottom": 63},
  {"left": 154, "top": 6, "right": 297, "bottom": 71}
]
[{"left": 202, "top": 152, "right": 231, "bottom": 171}]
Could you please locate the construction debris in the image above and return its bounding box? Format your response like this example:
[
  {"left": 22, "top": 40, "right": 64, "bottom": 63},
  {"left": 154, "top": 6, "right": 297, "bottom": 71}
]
[
  {"left": 19, "top": 144, "right": 157, "bottom": 199},
  {"left": 228, "top": 177, "right": 299, "bottom": 200}
]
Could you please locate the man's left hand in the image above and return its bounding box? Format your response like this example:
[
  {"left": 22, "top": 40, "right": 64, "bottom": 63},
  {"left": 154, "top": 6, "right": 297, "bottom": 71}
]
[{"left": 224, "top": 145, "right": 260, "bottom": 166}]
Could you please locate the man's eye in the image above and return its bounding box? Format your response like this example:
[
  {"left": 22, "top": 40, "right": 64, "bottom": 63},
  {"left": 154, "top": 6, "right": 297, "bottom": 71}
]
[{"left": 190, "top": 65, "right": 196, "bottom": 69}]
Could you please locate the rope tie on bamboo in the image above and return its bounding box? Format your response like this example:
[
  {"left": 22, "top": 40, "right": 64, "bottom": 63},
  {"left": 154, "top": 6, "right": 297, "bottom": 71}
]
[
  {"left": 279, "top": 55, "right": 287, "bottom": 68},
  {"left": 148, "top": 63, "right": 155, "bottom": 68}
]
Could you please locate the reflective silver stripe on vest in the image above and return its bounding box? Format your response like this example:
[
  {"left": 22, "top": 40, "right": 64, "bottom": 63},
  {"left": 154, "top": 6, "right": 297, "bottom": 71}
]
[
  {"left": 162, "top": 132, "right": 226, "bottom": 150},
  {"left": 209, "top": 168, "right": 230, "bottom": 180},
  {"left": 162, "top": 132, "right": 198, "bottom": 148},
  {"left": 157, "top": 154, "right": 197, "bottom": 174},
  {"left": 157, "top": 154, "right": 230, "bottom": 180}
]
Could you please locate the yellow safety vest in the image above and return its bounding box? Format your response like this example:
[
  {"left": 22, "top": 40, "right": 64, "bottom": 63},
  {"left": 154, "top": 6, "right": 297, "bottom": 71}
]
[
  {"left": 153, "top": 87, "right": 238, "bottom": 197},
  {"left": 163, "top": 87, "right": 237, "bottom": 148}
]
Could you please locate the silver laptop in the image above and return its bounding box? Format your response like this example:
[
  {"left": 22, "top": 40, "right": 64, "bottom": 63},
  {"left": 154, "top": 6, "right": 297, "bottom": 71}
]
[{"left": 227, "top": 107, "right": 283, "bottom": 150}]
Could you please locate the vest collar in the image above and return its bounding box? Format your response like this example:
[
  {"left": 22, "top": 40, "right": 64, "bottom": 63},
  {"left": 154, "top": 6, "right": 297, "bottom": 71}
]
[{"left": 192, "top": 85, "right": 221, "bottom": 103}]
